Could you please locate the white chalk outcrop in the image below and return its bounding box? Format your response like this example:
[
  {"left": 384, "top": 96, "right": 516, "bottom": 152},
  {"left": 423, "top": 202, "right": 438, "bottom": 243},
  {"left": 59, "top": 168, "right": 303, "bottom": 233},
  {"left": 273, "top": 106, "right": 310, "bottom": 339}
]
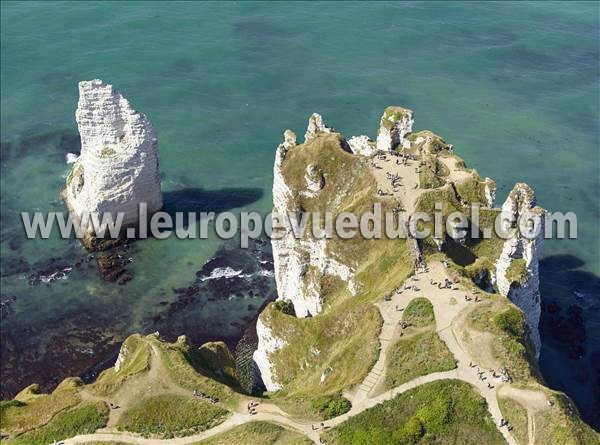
[
  {"left": 376, "top": 106, "right": 414, "bottom": 151},
  {"left": 272, "top": 122, "right": 356, "bottom": 317},
  {"left": 255, "top": 119, "right": 359, "bottom": 390},
  {"left": 304, "top": 113, "right": 334, "bottom": 142},
  {"left": 484, "top": 177, "right": 497, "bottom": 208},
  {"left": 113, "top": 341, "right": 129, "bottom": 373},
  {"left": 252, "top": 317, "right": 286, "bottom": 391},
  {"left": 257, "top": 107, "right": 418, "bottom": 389},
  {"left": 348, "top": 135, "right": 377, "bottom": 157},
  {"left": 495, "top": 183, "right": 544, "bottom": 357},
  {"left": 62, "top": 79, "right": 162, "bottom": 246},
  {"left": 304, "top": 164, "right": 324, "bottom": 194}
]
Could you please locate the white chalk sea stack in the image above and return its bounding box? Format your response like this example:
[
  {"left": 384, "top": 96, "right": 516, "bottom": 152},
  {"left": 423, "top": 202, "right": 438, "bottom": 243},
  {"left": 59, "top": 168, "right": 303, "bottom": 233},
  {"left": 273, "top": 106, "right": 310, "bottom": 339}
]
[{"left": 62, "top": 79, "right": 162, "bottom": 247}]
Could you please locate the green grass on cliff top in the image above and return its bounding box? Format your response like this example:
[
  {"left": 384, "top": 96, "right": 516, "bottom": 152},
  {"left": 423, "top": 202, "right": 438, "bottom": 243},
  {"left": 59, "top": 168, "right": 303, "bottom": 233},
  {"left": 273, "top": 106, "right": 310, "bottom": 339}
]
[
  {"left": 193, "top": 421, "right": 312, "bottom": 445},
  {"left": 7, "top": 401, "right": 109, "bottom": 445},
  {"left": 117, "top": 394, "right": 229, "bottom": 439},
  {"left": 89, "top": 333, "right": 151, "bottom": 396},
  {"left": 154, "top": 335, "right": 238, "bottom": 403},
  {"left": 506, "top": 258, "right": 528, "bottom": 285},
  {"left": 402, "top": 297, "right": 435, "bottom": 327},
  {"left": 322, "top": 380, "right": 504, "bottom": 445},
  {"left": 384, "top": 329, "right": 456, "bottom": 390},
  {"left": 0, "top": 377, "right": 82, "bottom": 436},
  {"left": 468, "top": 298, "right": 536, "bottom": 383},
  {"left": 262, "top": 298, "right": 382, "bottom": 419},
  {"left": 498, "top": 389, "right": 600, "bottom": 445}
]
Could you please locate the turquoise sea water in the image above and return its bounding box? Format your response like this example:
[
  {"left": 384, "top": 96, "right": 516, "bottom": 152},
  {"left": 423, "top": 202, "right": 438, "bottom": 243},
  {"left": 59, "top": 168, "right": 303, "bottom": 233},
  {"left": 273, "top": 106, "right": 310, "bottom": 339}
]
[{"left": 1, "top": 1, "right": 599, "bottom": 428}]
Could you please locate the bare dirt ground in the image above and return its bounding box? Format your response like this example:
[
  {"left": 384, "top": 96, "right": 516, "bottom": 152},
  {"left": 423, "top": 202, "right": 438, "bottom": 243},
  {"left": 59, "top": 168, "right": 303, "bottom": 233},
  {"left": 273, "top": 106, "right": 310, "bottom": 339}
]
[{"left": 78, "top": 344, "right": 190, "bottom": 428}]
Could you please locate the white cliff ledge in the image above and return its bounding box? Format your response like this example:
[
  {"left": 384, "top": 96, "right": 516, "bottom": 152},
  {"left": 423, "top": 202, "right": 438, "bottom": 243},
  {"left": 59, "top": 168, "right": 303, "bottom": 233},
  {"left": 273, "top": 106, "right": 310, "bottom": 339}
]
[{"left": 62, "top": 79, "right": 162, "bottom": 248}]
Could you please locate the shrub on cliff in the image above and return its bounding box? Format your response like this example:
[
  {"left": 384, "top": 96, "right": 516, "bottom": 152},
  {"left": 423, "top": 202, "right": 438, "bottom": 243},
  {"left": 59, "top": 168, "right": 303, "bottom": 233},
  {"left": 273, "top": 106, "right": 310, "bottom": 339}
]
[
  {"left": 506, "top": 258, "right": 528, "bottom": 285},
  {"left": 494, "top": 307, "right": 525, "bottom": 338},
  {"left": 311, "top": 393, "right": 352, "bottom": 419},
  {"left": 403, "top": 298, "right": 435, "bottom": 327},
  {"left": 273, "top": 299, "right": 296, "bottom": 316}
]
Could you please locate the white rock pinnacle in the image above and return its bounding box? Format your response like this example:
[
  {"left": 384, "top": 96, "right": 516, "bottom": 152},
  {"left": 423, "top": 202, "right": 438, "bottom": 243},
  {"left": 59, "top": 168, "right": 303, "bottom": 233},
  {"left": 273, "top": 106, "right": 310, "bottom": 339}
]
[
  {"left": 63, "top": 79, "right": 162, "bottom": 246},
  {"left": 495, "top": 183, "right": 544, "bottom": 357},
  {"left": 376, "top": 106, "right": 414, "bottom": 151}
]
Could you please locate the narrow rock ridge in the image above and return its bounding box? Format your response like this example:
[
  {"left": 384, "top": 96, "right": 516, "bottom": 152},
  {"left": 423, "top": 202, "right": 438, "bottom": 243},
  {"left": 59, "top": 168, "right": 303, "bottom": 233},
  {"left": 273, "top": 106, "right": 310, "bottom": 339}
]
[
  {"left": 484, "top": 177, "right": 497, "bottom": 208},
  {"left": 62, "top": 79, "right": 162, "bottom": 248},
  {"left": 272, "top": 115, "right": 356, "bottom": 318},
  {"left": 495, "top": 183, "right": 545, "bottom": 357}
]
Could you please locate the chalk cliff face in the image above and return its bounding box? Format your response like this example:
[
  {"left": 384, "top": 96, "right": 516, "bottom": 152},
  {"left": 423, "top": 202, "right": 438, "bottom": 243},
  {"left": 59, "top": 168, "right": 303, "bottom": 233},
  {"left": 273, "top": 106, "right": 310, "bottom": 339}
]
[
  {"left": 271, "top": 115, "right": 356, "bottom": 318},
  {"left": 304, "top": 112, "right": 334, "bottom": 142},
  {"left": 376, "top": 106, "right": 414, "bottom": 152},
  {"left": 495, "top": 183, "right": 544, "bottom": 357},
  {"left": 252, "top": 317, "right": 286, "bottom": 391},
  {"left": 63, "top": 79, "right": 162, "bottom": 247},
  {"left": 256, "top": 106, "right": 546, "bottom": 392},
  {"left": 256, "top": 115, "right": 364, "bottom": 390},
  {"left": 348, "top": 135, "right": 376, "bottom": 157},
  {"left": 484, "top": 177, "right": 497, "bottom": 208}
]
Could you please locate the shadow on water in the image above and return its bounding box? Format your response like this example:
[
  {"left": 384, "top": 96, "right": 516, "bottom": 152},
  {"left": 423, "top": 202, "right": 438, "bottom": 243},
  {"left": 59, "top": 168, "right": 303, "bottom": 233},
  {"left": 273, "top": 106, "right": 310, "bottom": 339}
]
[
  {"left": 540, "top": 255, "right": 600, "bottom": 297},
  {"left": 163, "top": 186, "right": 264, "bottom": 217},
  {"left": 539, "top": 254, "right": 600, "bottom": 431}
]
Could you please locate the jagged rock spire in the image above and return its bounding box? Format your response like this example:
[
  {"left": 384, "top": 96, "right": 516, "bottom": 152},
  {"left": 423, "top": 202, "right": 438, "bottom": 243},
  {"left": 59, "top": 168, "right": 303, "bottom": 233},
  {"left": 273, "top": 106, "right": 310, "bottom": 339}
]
[
  {"left": 62, "top": 79, "right": 162, "bottom": 247},
  {"left": 495, "top": 182, "right": 544, "bottom": 357},
  {"left": 304, "top": 113, "right": 334, "bottom": 142},
  {"left": 376, "top": 106, "right": 414, "bottom": 151}
]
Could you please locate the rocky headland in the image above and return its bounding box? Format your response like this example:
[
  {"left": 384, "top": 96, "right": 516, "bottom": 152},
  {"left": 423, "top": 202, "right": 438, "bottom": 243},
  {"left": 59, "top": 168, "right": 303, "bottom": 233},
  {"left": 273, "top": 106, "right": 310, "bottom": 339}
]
[{"left": 2, "top": 101, "right": 597, "bottom": 445}]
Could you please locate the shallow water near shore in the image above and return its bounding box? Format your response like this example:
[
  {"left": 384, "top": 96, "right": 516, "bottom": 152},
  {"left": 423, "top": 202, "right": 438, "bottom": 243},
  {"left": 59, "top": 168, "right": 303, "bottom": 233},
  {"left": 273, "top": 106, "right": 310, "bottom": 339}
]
[{"left": 1, "top": 1, "right": 599, "bottom": 429}]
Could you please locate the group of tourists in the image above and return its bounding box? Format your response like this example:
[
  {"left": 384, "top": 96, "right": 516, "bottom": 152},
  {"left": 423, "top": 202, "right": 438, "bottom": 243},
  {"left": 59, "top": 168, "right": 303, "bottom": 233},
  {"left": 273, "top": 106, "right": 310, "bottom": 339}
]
[
  {"left": 247, "top": 400, "right": 259, "bottom": 415},
  {"left": 434, "top": 277, "right": 454, "bottom": 289},
  {"left": 386, "top": 171, "right": 401, "bottom": 191},
  {"left": 464, "top": 294, "right": 480, "bottom": 303},
  {"left": 398, "top": 320, "right": 410, "bottom": 330},
  {"left": 468, "top": 363, "right": 513, "bottom": 388}
]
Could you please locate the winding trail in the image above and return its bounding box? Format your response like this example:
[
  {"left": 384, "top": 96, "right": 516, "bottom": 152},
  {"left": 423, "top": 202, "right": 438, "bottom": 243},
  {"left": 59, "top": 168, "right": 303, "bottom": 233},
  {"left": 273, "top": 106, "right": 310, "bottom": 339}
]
[
  {"left": 62, "top": 261, "right": 539, "bottom": 445},
  {"left": 337, "top": 262, "right": 518, "bottom": 445},
  {"left": 61, "top": 153, "right": 537, "bottom": 445}
]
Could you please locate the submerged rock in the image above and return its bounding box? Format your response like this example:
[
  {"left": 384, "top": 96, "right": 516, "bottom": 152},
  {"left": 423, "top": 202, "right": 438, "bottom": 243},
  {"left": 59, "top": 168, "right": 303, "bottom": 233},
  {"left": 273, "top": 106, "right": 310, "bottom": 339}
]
[{"left": 62, "top": 79, "right": 163, "bottom": 249}]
